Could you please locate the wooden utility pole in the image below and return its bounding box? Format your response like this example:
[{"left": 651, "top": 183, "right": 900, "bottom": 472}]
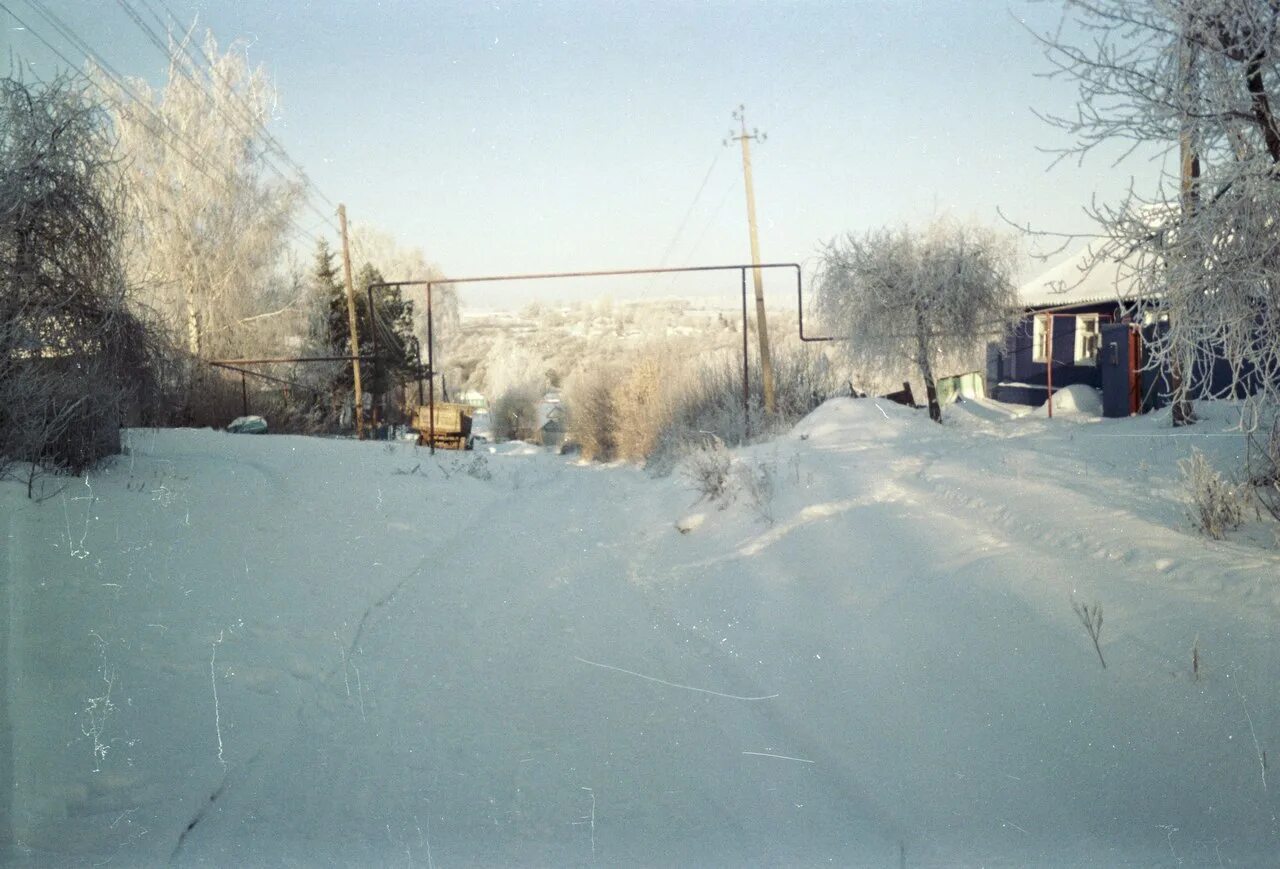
[
  {"left": 727, "top": 105, "right": 776, "bottom": 415},
  {"left": 338, "top": 204, "right": 365, "bottom": 439}
]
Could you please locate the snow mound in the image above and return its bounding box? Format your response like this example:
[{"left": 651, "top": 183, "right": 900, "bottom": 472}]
[
  {"left": 226, "top": 414, "right": 268, "bottom": 433},
  {"left": 790, "top": 396, "right": 927, "bottom": 444},
  {"left": 675, "top": 513, "right": 705, "bottom": 534},
  {"left": 1030, "top": 384, "right": 1103, "bottom": 418}
]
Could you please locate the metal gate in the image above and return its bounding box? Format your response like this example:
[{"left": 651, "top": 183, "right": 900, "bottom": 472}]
[{"left": 1099, "top": 322, "right": 1141, "bottom": 417}]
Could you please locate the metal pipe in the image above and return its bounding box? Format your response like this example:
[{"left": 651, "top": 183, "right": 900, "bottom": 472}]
[
  {"left": 795, "top": 263, "right": 834, "bottom": 342},
  {"left": 366, "top": 284, "right": 379, "bottom": 433},
  {"left": 741, "top": 266, "right": 750, "bottom": 438},
  {"left": 367, "top": 262, "right": 801, "bottom": 291},
  {"left": 209, "top": 355, "right": 371, "bottom": 365},
  {"left": 412, "top": 337, "right": 425, "bottom": 407},
  {"left": 427, "top": 283, "right": 436, "bottom": 456},
  {"left": 207, "top": 362, "right": 326, "bottom": 394},
  {"left": 241, "top": 371, "right": 248, "bottom": 417}
]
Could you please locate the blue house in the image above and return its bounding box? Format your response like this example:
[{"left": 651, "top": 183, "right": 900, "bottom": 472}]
[
  {"left": 989, "top": 247, "right": 1153, "bottom": 416},
  {"left": 991, "top": 244, "right": 1267, "bottom": 417}
]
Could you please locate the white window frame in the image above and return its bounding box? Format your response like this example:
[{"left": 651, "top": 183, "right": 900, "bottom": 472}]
[
  {"left": 1032, "top": 314, "right": 1049, "bottom": 363},
  {"left": 1074, "top": 313, "right": 1100, "bottom": 365}
]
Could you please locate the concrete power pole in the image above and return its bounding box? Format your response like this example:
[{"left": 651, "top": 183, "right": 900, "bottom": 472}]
[
  {"left": 727, "top": 104, "right": 776, "bottom": 415},
  {"left": 338, "top": 204, "right": 366, "bottom": 439}
]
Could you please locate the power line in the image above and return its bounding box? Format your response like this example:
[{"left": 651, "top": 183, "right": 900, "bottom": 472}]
[
  {"left": 9, "top": 0, "right": 327, "bottom": 248},
  {"left": 112, "top": 0, "right": 340, "bottom": 235},
  {"left": 680, "top": 176, "right": 740, "bottom": 267},
  {"left": 654, "top": 150, "right": 722, "bottom": 269},
  {"left": 157, "top": 1, "right": 340, "bottom": 220},
  {"left": 148, "top": 0, "right": 330, "bottom": 203}
]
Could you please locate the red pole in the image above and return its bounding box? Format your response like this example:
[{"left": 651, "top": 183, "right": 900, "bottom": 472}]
[{"left": 1046, "top": 313, "right": 1054, "bottom": 419}]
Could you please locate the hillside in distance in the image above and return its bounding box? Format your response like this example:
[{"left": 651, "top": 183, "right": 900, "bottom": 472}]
[{"left": 442, "top": 297, "right": 803, "bottom": 398}]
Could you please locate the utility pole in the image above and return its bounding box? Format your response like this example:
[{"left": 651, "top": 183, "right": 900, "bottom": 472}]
[
  {"left": 338, "top": 204, "right": 365, "bottom": 439},
  {"left": 726, "top": 104, "right": 776, "bottom": 415}
]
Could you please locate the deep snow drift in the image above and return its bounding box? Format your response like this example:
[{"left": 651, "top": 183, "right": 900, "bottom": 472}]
[{"left": 4, "top": 399, "right": 1279, "bottom": 866}]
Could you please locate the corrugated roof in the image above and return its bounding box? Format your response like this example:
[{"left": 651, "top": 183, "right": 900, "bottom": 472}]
[{"left": 1018, "top": 244, "right": 1143, "bottom": 309}]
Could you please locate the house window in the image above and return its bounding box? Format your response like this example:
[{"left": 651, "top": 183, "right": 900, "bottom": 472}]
[
  {"left": 1032, "top": 314, "right": 1049, "bottom": 363},
  {"left": 1075, "top": 314, "right": 1100, "bottom": 365}
]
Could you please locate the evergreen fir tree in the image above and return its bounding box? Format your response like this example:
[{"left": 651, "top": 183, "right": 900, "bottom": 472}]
[
  {"left": 309, "top": 239, "right": 343, "bottom": 351},
  {"left": 325, "top": 261, "right": 416, "bottom": 399}
]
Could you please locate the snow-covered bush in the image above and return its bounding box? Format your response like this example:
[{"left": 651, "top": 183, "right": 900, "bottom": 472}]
[
  {"left": 1181, "top": 449, "right": 1244, "bottom": 539},
  {"left": 612, "top": 354, "right": 676, "bottom": 462},
  {"left": 648, "top": 344, "right": 841, "bottom": 471},
  {"left": 739, "top": 458, "right": 777, "bottom": 524},
  {"left": 564, "top": 367, "right": 618, "bottom": 461},
  {"left": 683, "top": 437, "right": 734, "bottom": 506},
  {"left": 491, "top": 387, "right": 539, "bottom": 442},
  {"left": 680, "top": 442, "right": 776, "bottom": 522}
]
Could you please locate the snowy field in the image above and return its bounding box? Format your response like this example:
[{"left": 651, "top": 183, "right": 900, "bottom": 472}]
[{"left": 4, "top": 397, "right": 1280, "bottom": 866}]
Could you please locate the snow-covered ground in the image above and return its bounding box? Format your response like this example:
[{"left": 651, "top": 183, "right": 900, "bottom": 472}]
[{"left": 4, "top": 398, "right": 1279, "bottom": 866}]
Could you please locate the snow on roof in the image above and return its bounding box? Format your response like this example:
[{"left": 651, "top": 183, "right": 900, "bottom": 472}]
[{"left": 1018, "top": 244, "right": 1142, "bottom": 309}]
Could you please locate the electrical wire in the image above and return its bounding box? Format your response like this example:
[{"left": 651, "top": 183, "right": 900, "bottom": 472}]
[
  {"left": 145, "top": 0, "right": 337, "bottom": 210},
  {"left": 9, "top": 0, "right": 329, "bottom": 248},
  {"left": 116, "top": 0, "right": 339, "bottom": 232},
  {"left": 654, "top": 150, "right": 722, "bottom": 270}
]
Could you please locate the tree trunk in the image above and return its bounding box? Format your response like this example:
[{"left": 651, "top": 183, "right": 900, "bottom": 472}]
[
  {"left": 1171, "top": 352, "right": 1196, "bottom": 427},
  {"left": 915, "top": 317, "right": 942, "bottom": 424},
  {"left": 1246, "top": 53, "right": 1280, "bottom": 163}
]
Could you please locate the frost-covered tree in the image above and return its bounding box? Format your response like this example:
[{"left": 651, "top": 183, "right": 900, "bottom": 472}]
[
  {"left": 482, "top": 337, "right": 548, "bottom": 399},
  {"left": 348, "top": 224, "right": 458, "bottom": 362},
  {"left": 1039, "top": 0, "right": 1280, "bottom": 421},
  {"left": 98, "top": 33, "right": 302, "bottom": 360},
  {"left": 814, "top": 221, "right": 1018, "bottom": 422},
  {"left": 0, "top": 75, "right": 158, "bottom": 480}
]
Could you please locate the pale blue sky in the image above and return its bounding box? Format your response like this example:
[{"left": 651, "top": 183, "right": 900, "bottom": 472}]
[{"left": 2, "top": 1, "right": 1162, "bottom": 307}]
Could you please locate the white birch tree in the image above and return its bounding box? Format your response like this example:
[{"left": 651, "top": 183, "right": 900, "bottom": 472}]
[{"left": 96, "top": 33, "right": 302, "bottom": 361}]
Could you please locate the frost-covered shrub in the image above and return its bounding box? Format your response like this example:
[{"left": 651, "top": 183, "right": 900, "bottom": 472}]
[
  {"left": 1181, "top": 449, "right": 1244, "bottom": 539},
  {"left": 683, "top": 437, "right": 733, "bottom": 506},
  {"left": 649, "top": 344, "right": 841, "bottom": 471},
  {"left": 491, "top": 388, "right": 539, "bottom": 442},
  {"left": 564, "top": 367, "right": 618, "bottom": 461},
  {"left": 564, "top": 341, "right": 843, "bottom": 468},
  {"left": 739, "top": 458, "right": 777, "bottom": 524},
  {"left": 680, "top": 442, "right": 777, "bottom": 523},
  {"left": 612, "top": 354, "right": 675, "bottom": 462}
]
